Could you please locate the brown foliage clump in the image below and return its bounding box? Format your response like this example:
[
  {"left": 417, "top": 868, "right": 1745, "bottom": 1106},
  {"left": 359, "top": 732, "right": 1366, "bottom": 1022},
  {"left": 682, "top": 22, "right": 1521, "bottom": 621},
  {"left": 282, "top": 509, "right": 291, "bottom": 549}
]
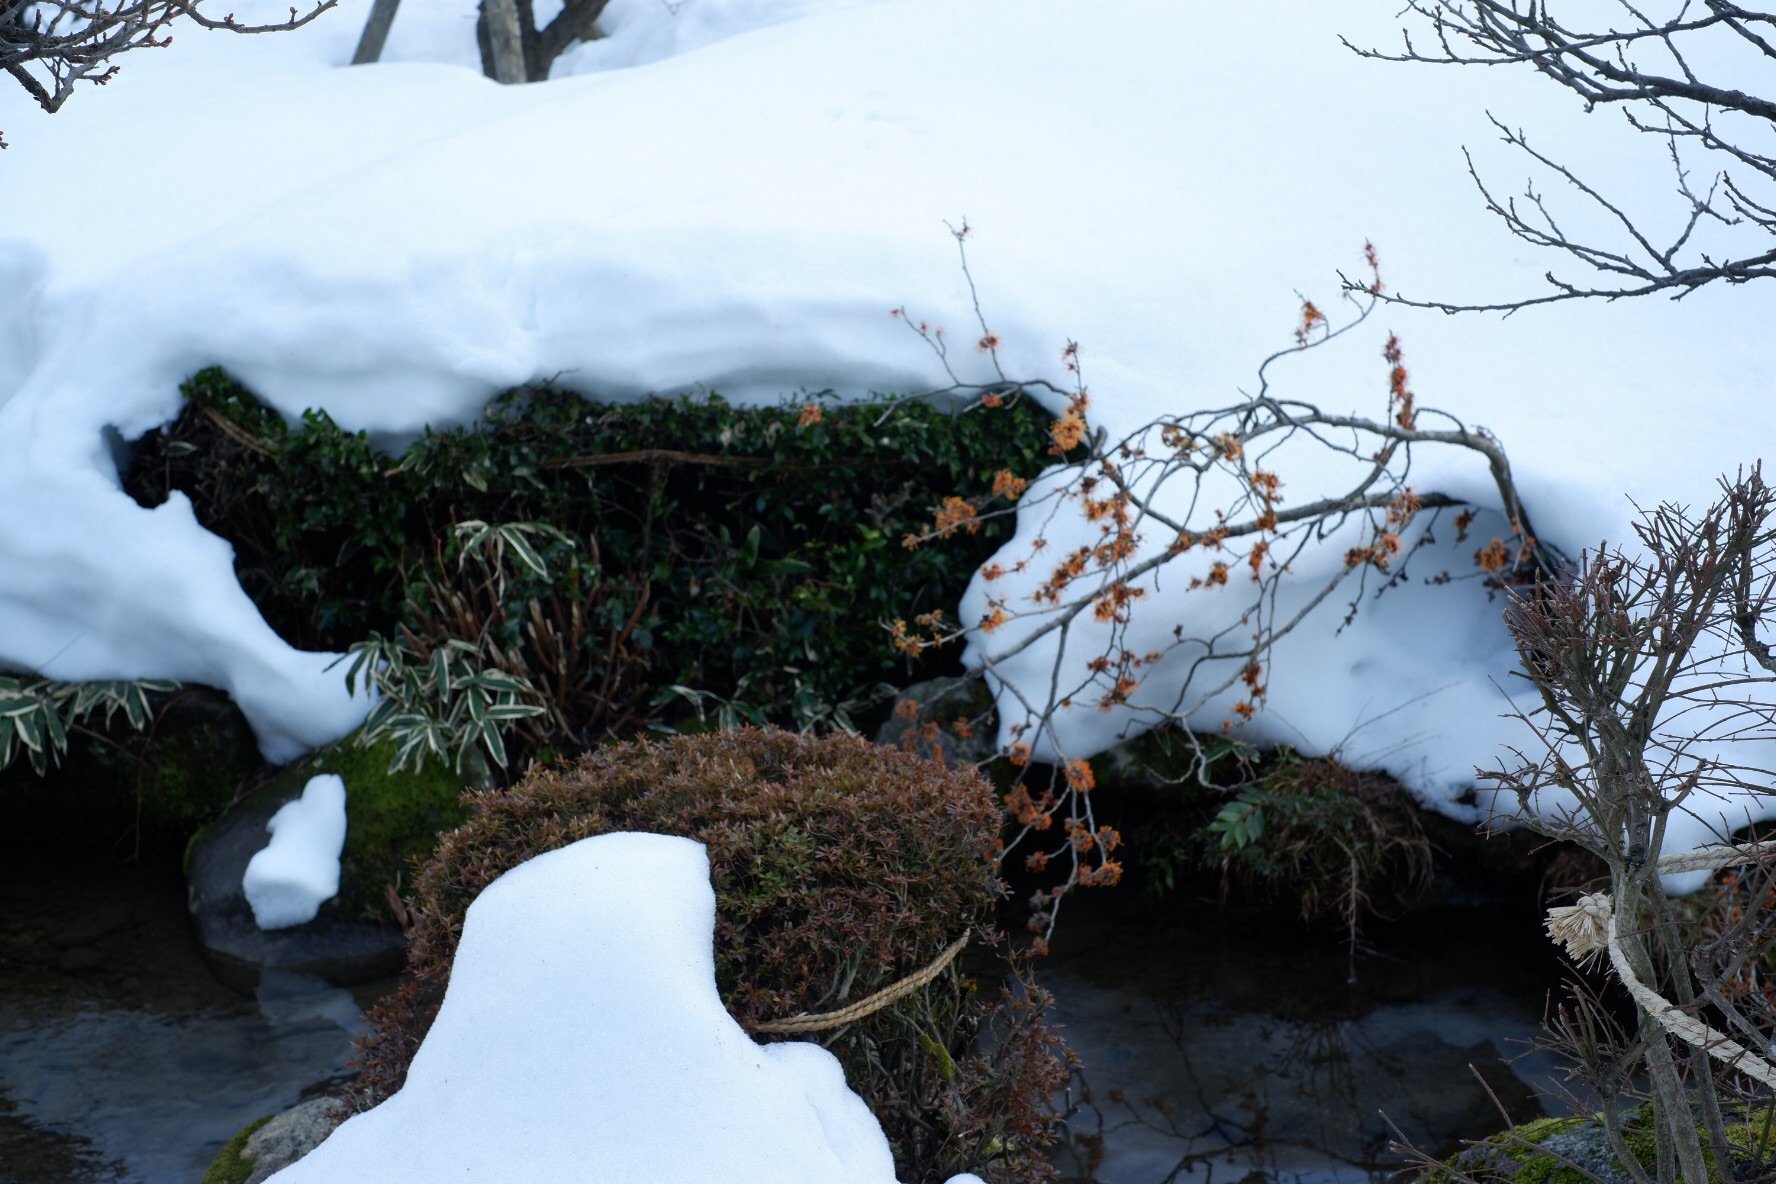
[{"left": 348, "top": 727, "right": 1072, "bottom": 1184}]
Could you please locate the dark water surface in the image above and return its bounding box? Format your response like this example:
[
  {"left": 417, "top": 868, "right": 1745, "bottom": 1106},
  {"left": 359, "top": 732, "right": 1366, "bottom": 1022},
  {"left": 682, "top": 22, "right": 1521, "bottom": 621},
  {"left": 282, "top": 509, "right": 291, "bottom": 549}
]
[
  {"left": 1038, "top": 887, "right": 1569, "bottom": 1183},
  {"left": 0, "top": 857, "right": 384, "bottom": 1184}
]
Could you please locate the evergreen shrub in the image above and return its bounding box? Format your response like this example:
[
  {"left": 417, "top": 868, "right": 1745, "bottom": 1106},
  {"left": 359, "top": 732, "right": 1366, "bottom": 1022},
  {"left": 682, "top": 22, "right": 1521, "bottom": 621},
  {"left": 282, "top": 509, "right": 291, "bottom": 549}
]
[
  {"left": 124, "top": 372, "right": 1060, "bottom": 761},
  {"left": 347, "top": 727, "right": 1073, "bottom": 1184}
]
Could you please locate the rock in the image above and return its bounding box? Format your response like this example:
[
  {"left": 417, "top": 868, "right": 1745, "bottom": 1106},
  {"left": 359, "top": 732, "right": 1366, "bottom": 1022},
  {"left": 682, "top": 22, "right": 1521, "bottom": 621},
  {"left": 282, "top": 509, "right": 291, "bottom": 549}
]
[
  {"left": 241, "top": 1097, "right": 345, "bottom": 1184},
  {"left": 1430, "top": 1099, "right": 1776, "bottom": 1183},
  {"left": 185, "top": 730, "right": 470, "bottom": 992}
]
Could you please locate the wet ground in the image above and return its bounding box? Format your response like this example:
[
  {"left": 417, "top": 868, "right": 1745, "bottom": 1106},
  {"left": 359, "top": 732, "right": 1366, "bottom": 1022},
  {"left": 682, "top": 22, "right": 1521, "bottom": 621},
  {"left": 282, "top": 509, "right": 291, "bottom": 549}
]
[
  {"left": 0, "top": 853, "right": 1568, "bottom": 1183},
  {"left": 0, "top": 856, "right": 389, "bottom": 1184}
]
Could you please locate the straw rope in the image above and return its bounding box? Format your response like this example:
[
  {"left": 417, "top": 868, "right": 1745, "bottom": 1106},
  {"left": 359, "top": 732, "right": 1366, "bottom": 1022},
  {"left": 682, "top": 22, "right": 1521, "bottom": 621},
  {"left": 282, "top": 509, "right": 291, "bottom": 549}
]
[
  {"left": 747, "top": 932, "right": 972, "bottom": 1035},
  {"left": 1543, "top": 841, "right": 1776, "bottom": 1088}
]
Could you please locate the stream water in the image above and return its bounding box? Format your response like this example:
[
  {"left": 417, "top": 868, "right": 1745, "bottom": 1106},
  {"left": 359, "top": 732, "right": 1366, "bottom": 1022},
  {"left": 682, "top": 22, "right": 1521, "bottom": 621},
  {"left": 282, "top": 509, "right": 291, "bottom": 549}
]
[
  {"left": 0, "top": 855, "right": 389, "bottom": 1184},
  {"left": 1040, "top": 887, "right": 1568, "bottom": 1183},
  {"left": 0, "top": 853, "right": 1567, "bottom": 1183}
]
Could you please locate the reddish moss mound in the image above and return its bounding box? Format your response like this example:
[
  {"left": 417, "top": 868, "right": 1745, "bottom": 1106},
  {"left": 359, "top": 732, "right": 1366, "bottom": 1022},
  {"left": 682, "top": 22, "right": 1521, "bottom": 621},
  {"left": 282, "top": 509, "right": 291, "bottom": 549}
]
[{"left": 348, "top": 727, "right": 1071, "bottom": 1184}]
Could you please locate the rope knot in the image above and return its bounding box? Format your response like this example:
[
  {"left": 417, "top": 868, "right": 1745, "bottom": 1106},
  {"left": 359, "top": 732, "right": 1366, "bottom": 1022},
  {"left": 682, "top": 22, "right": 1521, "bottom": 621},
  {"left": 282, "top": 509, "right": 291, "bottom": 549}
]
[{"left": 1545, "top": 890, "right": 1613, "bottom": 968}]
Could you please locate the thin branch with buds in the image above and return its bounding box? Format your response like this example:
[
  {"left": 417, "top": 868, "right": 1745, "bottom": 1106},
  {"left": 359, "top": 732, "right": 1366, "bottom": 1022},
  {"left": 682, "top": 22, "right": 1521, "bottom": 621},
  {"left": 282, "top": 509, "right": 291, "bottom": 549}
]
[
  {"left": 892, "top": 233, "right": 1565, "bottom": 948},
  {"left": 1344, "top": 0, "right": 1776, "bottom": 310},
  {"left": 2, "top": 0, "right": 339, "bottom": 146}
]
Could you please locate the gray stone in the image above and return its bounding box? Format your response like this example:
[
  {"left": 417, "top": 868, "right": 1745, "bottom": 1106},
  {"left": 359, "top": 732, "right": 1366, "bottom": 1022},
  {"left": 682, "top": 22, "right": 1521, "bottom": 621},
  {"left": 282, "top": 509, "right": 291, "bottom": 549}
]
[
  {"left": 242, "top": 1097, "right": 346, "bottom": 1184},
  {"left": 186, "top": 778, "right": 403, "bottom": 994}
]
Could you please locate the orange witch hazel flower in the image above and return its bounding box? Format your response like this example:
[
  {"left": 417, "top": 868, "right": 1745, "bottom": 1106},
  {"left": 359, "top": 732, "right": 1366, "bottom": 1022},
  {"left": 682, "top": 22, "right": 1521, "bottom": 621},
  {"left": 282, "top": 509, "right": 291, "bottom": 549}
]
[
  {"left": 931, "top": 496, "right": 981, "bottom": 539},
  {"left": 1295, "top": 299, "right": 1326, "bottom": 347},
  {"left": 796, "top": 402, "right": 822, "bottom": 427},
  {"left": 1063, "top": 758, "right": 1095, "bottom": 793},
  {"left": 1383, "top": 333, "right": 1417, "bottom": 430},
  {"left": 1476, "top": 537, "right": 1511, "bottom": 573},
  {"left": 991, "top": 469, "right": 1028, "bottom": 500},
  {"left": 1050, "top": 407, "right": 1088, "bottom": 454}
]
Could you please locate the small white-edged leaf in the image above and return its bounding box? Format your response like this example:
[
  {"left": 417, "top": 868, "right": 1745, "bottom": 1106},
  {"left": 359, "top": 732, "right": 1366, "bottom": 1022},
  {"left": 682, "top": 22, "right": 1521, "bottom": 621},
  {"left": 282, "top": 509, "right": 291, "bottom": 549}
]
[{"left": 503, "top": 530, "right": 549, "bottom": 579}]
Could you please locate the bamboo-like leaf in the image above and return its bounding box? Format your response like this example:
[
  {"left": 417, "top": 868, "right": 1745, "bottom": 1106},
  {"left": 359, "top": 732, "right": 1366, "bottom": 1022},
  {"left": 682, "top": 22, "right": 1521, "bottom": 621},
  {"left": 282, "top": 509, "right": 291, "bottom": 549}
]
[
  {"left": 120, "top": 684, "right": 150, "bottom": 731},
  {"left": 479, "top": 721, "right": 508, "bottom": 769},
  {"left": 42, "top": 705, "right": 67, "bottom": 755},
  {"left": 16, "top": 712, "right": 44, "bottom": 754},
  {"left": 484, "top": 701, "right": 545, "bottom": 721},
  {"left": 471, "top": 670, "right": 532, "bottom": 695},
  {"left": 429, "top": 648, "right": 453, "bottom": 698},
  {"left": 337, "top": 645, "right": 378, "bottom": 697},
  {"left": 501, "top": 528, "right": 549, "bottom": 579}
]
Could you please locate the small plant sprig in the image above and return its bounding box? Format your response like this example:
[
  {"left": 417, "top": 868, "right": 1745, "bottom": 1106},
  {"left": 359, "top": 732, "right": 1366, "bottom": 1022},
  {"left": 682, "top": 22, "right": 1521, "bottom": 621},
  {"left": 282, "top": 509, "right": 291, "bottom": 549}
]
[
  {"left": 651, "top": 670, "right": 896, "bottom": 736},
  {"left": 339, "top": 634, "right": 545, "bottom": 777},
  {"left": 0, "top": 674, "right": 179, "bottom": 775},
  {"left": 337, "top": 520, "right": 560, "bottom": 776}
]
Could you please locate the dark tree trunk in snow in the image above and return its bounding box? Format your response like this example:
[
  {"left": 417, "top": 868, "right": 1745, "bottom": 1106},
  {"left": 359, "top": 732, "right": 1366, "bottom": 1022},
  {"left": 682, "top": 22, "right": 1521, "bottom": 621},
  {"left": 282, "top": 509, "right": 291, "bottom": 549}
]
[
  {"left": 480, "top": 0, "right": 526, "bottom": 84},
  {"left": 351, "top": 0, "right": 402, "bottom": 66}
]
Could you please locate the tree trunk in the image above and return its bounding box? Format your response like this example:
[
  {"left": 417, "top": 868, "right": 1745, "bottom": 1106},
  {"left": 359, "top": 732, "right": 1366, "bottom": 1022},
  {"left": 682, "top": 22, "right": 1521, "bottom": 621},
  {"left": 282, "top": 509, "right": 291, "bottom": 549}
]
[
  {"left": 481, "top": 0, "right": 526, "bottom": 85},
  {"left": 350, "top": 0, "right": 402, "bottom": 66}
]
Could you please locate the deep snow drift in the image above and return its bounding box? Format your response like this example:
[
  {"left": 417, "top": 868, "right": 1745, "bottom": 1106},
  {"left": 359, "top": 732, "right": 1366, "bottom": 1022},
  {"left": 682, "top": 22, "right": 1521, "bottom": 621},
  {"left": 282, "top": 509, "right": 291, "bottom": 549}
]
[{"left": 0, "top": 0, "right": 1771, "bottom": 858}]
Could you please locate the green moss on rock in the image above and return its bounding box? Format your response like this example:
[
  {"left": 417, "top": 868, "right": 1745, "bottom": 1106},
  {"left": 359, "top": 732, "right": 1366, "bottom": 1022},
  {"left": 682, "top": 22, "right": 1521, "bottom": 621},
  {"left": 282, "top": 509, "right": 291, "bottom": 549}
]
[
  {"left": 136, "top": 714, "right": 260, "bottom": 837},
  {"left": 1430, "top": 1101, "right": 1776, "bottom": 1184},
  {"left": 306, "top": 734, "right": 472, "bottom": 922},
  {"left": 199, "top": 1114, "right": 271, "bottom": 1184}
]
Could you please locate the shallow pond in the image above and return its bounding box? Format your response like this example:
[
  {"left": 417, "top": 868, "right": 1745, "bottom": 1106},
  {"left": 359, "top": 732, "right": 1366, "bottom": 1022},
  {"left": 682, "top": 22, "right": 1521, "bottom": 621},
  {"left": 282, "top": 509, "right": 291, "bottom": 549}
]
[{"left": 0, "top": 854, "right": 1567, "bottom": 1183}]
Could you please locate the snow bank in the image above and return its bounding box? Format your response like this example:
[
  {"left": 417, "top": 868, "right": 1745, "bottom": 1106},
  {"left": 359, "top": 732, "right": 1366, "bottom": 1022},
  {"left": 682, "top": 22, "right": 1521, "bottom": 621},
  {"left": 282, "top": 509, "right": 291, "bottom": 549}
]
[
  {"left": 0, "top": 0, "right": 1771, "bottom": 851},
  {"left": 244, "top": 774, "right": 349, "bottom": 929},
  {"left": 267, "top": 831, "right": 985, "bottom": 1184}
]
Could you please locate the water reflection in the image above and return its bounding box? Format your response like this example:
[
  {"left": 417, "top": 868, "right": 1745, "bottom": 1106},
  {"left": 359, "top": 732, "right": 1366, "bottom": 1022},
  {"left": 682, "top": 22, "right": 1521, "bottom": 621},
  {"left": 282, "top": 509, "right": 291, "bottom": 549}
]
[
  {"left": 1040, "top": 892, "right": 1567, "bottom": 1183},
  {"left": 0, "top": 860, "right": 373, "bottom": 1184}
]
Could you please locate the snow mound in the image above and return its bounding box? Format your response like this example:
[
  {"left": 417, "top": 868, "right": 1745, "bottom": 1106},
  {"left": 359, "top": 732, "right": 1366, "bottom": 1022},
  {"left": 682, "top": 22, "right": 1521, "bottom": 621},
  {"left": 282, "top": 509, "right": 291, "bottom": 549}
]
[
  {"left": 243, "top": 773, "right": 348, "bottom": 930},
  {"left": 267, "top": 831, "right": 984, "bottom": 1183}
]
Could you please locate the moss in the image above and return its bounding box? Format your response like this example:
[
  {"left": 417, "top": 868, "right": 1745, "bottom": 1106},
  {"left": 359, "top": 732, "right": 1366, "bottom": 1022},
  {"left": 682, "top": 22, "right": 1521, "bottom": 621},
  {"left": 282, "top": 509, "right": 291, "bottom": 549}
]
[
  {"left": 308, "top": 734, "right": 471, "bottom": 921},
  {"left": 1434, "top": 1099, "right": 1776, "bottom": 1184},
  {"left": 136, "top": 719, "right": 259, "bottom": 837},
  {"left": 199, "top": 1114, "right": 271, "bottom": 1184}
]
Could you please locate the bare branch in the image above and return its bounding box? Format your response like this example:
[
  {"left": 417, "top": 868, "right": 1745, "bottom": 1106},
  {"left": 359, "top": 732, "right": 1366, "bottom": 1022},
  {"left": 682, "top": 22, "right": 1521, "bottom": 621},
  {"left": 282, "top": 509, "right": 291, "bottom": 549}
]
[
  {"left": 2, "top": 0, "right": 338, "bottom": 136},
  {"left": 1345, "top": 0, "right": 1776, "bottom": 310}
]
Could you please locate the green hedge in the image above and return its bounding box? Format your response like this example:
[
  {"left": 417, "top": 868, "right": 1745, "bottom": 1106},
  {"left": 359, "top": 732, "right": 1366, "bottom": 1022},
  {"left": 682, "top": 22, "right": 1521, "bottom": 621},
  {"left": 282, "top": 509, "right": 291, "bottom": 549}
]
[{"left": 125, "top": 372, "right": 1063, "bottom": 757}]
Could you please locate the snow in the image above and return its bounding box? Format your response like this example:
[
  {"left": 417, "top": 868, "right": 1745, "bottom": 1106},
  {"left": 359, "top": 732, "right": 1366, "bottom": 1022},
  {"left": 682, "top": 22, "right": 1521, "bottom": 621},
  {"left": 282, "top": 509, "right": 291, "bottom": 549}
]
[
  {"left": 0, "top": 10, "right": 1771, "bottom": 844},
  {"left": 267, "top": 831, "right": 984, "bottom": 1184},
  {"left": 243, "top": 774, "right": 348, "bottom": 930}
]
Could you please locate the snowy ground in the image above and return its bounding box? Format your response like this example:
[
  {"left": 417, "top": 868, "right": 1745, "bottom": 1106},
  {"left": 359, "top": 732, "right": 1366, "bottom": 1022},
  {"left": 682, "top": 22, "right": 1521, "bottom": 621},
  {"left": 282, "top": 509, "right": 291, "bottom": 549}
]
[{"left": 4, "top": 0, "right": 1773, "bottom": 1176}]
